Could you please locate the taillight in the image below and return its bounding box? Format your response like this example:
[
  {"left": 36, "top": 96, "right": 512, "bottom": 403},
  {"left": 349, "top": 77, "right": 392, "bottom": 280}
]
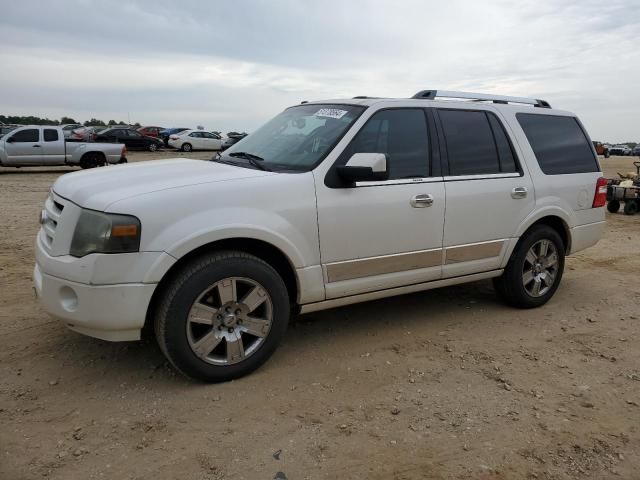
[{"left": 592, "top": 177, "right": 607, "bottom": 208}]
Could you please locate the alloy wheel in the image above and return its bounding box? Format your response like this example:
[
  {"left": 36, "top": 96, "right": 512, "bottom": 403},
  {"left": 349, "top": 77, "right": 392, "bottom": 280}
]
[{"left": 186, "top": 277, "right": 273, "bottom": 365}]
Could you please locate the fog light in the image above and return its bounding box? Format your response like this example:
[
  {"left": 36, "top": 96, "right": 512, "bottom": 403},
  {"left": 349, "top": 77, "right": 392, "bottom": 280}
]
[{"left": 59, "top": 286, "right": 78, "bottom": 312}]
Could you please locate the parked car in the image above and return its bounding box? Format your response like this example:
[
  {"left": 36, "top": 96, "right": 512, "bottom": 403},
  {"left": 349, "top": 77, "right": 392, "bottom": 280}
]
[
  {"left": 61, "top": 124, "right": 83, "bottom": 138},
  {"left": 592, "top": 141, "right": 610, "bottom": 158},
  {"left": 95, "top": 127, "right": 164, "bottom": 151},
  {"left": 34, "top": 89, "right": 605, "bottom": 382},
  {"left": 160, "top": 128, "right": 190, "bottom": 147},
  {"left": 221, "top": 131, "right": 248, "bottom": 150},
  {"left": 138, "top": 126, "right": 164, "bottom": 138},
  {"left": 168, "top": 130, "right": 222, "bottom": 152},
  {"left": 632, "top": 145, "right": 640, "bottom": 156},
  {"left": 68, "top": 126, "right": 103, "bottom": 142},
  {"left": 609, "top": 144, "right": 632, "bottom": 156},
  {"left": 0, "top": 125, "right": 127, "bottom": 168}
]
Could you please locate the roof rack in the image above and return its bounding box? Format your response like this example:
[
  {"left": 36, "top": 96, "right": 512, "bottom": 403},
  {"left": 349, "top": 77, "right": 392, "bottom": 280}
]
[{"left": 411, "top": 90, "right": 551, "bottom": 108}]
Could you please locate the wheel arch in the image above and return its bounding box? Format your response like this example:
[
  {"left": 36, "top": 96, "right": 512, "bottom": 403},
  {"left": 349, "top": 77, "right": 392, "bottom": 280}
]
[
  {"left": 145, "top": 237, "right": 299, "bottom": 332},
  {"left": 80, "top": 150, "right": 106, "bottom": 161}
]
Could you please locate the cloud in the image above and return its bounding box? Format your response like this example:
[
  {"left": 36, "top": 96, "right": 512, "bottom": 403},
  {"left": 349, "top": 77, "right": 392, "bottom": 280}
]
[{"left": 0, "top": 0, "right": 638, "bottom": 140}]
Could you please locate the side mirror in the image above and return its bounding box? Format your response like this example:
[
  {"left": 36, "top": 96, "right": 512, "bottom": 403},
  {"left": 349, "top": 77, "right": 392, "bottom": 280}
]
[{"left": 336, "top": 152, "right": 388, "bottom": 185}]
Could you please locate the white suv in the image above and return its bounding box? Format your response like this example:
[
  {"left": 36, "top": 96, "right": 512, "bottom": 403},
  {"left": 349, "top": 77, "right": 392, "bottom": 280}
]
[{"left": 34, "top": 90, "right": 606, "bottom": 382}]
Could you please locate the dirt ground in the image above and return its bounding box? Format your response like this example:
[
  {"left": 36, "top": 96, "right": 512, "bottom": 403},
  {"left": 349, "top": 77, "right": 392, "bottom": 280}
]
[{"left": 1, "top": 152, "right": 639, "bottom": 480}]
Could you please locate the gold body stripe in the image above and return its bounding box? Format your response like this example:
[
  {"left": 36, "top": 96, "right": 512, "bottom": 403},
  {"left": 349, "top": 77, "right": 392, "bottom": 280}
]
[
  {"left": 444, "top": 240, "right": 505, "bottom": 264},
  {"left": 326, "top": 249, "right": 442, "bottom": 283},
  {"left": 324, "top": 240, "right": 506, "bottom": 283}
]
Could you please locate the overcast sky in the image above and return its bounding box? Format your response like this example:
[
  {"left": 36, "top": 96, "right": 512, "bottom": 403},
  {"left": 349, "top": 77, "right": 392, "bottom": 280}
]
[{"left": 1, "top": 0, "right": 638, "bottom": 141}]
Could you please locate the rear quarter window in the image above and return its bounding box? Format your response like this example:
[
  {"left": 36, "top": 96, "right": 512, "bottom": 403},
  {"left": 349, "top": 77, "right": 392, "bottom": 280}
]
[{"left": 516, "top": 113, "right": 599, "bottom": 175}]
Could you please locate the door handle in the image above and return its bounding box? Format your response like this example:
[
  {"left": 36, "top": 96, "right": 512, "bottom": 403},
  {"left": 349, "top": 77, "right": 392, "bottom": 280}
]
[
  {"left": 511, "top": 187, "right": 528, "bottom": 199},
  {"left": 410, "top": 194, "right": 434, "bottom": 208},
  {"left": 33, "top": 145, "right": 41, "bottom": 148}
]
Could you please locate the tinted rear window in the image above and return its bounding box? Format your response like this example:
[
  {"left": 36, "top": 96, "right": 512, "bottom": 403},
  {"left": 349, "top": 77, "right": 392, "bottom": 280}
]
[
  {"left": 439, "top": 109, "right": 519, "bottom": 175},
  {"left": 516, "top": 114, "right": 599, "bottom": 175}
]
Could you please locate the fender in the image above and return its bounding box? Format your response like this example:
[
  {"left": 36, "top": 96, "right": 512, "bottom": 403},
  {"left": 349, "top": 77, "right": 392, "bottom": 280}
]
[
  {"left": 499, "top": 205, "right": 573, "bottom": 269},
  {"left": 515, "top": 205, "right": 573, "bottom": 238},
  {"left": 166, "top": 224, "right": 308, "bottom": 268}
]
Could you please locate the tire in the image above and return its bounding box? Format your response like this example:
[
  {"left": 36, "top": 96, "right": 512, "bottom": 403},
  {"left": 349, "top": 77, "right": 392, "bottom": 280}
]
[
  {"left": 79, "top": 152, "right": 104, "bottom": 169},
  {"left": 607, "top": 199, "right": 620, "bottom": 213},
  {"left": 604, "top": 151, "right": 610, "bottom": 158},
  {"left": 181, "top": 143, "right": 192, "bottom": 152},
  {"left": 493, "top": 225, "right": 565, "bottom": 309},
  {"left": 623, "top": 201, "right": 639, "bottom": 215},
  {"left": 148, "top": 143, "right": 158, "bottom": 152},
  {"left": 154, "top": 251, "right": 290, "bottom": 382}
]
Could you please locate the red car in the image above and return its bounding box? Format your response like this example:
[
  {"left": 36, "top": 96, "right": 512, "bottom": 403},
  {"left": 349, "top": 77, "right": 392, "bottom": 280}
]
[{"left": 137, "top": 126, "right": 164, "bottom": 138}]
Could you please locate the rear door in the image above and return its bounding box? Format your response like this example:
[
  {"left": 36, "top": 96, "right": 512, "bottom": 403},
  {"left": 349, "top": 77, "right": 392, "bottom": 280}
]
[
  {"left": 435, "top": 107, "right": 535, "bottom": 278},
  {"left": 4, "top": 128, "right": 42, "bottom": 165},
  {"left": 41, "top": 128, "right": 65, "bottom": 164},
  {"left": 188, "top": 132, "right": 203, "bottom": 149}
]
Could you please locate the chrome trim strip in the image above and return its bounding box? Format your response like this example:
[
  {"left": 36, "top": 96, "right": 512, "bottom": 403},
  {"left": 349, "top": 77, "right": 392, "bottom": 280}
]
[
  {"left": 443, "top": 173, "right": 521, "bottom": 181},
  {"left": 301, "top": 270, "right": 504, "bottom": 314},
  {"left": 355, "top": 177, "right": 444, "bottom": 187},
  {"left": 325, "top": 248, "right": 442, "bottom": 283},
  {"left": 445, "top": 240, "right": 505, "bottom": 264}
]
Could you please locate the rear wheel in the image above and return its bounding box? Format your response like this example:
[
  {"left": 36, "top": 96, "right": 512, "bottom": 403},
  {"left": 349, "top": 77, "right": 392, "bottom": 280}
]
[
  {"left": 148, "top": 143, "right": 158, "bottom": 152},
  {"left": 607, "top": 199, "right": 620, "bottom": 213},
  {"left": 493, "top": 225, "right": 565, "bottom": 308},
  {"left": 623, "top": 201, "right": 639, "bottom": 215},
  {"left": 154, "top": 251, "right": 290, "bottom": 382},
  {"left": 79, "top": 152, "right": 104, "bottom": 169},
  {"left": 181, "top": 143, "right": 192, "bottom": 152}
]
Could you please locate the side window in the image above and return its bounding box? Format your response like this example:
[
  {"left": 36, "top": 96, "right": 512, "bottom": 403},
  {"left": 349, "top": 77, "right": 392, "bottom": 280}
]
[
  {"left": 517, "top": 114, "right": 599, "bottom": 175},
  {"left": 10, "top": 129, "right": 39, "bottom": 142},
  {"left": 44, "top": 129, "right": 59, "bottom": 142},
  {"left": 487, "top": 114, "right": 517, "bottom": 173},
  {"left": 439, "top": 109, "right": 515, "bottom": 176},
  {"left": 341, "top": 109, "right": 429, "bottom": 180}
]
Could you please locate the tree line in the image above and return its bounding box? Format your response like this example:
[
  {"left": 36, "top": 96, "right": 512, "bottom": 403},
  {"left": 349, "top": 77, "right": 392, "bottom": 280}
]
[{"left": 0, "top": 115, "right": 141, "bottom": 127}]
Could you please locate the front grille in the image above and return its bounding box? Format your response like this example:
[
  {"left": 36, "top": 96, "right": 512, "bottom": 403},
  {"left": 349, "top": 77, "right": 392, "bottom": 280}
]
[{"left": 41, "top": 194, "right": 64, "bottom": 250}]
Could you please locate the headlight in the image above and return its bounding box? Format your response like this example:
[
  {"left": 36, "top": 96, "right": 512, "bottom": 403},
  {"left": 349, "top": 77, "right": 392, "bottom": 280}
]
[{"left": 70, "top": 210, "right": 141, "bottom": 257}]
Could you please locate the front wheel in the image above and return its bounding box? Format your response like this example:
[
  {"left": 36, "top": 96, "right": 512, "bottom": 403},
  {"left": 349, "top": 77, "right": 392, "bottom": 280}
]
[
  {"left": 181, "top": 143, "right": 192, "bottom": 152},
  {"left": 154, "top": 251, "right": 290, "bottom": 382},
  {"left": 148, "top": 143, "right": 158, "bottom": 152},
  {"left": 493, "top": 225, "right": 565, "bottom": 308}
]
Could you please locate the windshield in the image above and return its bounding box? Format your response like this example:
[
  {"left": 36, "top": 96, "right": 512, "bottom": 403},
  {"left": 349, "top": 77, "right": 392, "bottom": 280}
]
[{"left": 221, "top": 104, "right": 365, "bottom": 171}]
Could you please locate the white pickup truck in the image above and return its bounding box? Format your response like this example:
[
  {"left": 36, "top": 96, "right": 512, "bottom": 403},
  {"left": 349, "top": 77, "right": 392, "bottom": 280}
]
[{"left": 0, "top": 125, "right": 127, "bottom": 169}]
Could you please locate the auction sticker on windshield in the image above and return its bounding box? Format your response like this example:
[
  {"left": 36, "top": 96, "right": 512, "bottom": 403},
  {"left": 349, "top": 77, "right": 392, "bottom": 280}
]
[{"left": 314, "top": 108, "right": 349, "bottom": 119}]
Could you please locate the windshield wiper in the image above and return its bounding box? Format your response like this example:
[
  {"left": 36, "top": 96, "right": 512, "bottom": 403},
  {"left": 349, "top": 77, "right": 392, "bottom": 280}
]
[{"left": 228, "top": 151, "right": 272, "bottom": 171}]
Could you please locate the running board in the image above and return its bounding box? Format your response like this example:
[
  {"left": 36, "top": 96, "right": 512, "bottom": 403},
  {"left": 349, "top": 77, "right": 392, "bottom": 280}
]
[{"left": 299, "top": 270, "right": 503, "bottom": 314}]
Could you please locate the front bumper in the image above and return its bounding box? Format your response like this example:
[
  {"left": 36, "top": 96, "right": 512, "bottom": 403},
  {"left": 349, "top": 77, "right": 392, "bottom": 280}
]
[{"left": 33, "top": 263, "right": 156, "bottom": 341}]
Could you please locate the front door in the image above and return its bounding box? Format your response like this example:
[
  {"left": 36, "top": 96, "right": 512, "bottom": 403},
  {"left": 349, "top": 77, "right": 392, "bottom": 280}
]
[
  {"left": 434, "top": 107, "right": 535, "bottom": 278},
  {"left": 4, "top": 128, "right": 42, "bottom": 165},
  {"left": 315, "top": 107, "right": 445, "bottom": 299}
]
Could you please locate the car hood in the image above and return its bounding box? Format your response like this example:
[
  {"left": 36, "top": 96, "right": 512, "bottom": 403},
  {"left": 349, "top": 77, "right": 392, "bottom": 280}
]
[{"left": 53, "top": 159, "right": 273, "bottom": 211}]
